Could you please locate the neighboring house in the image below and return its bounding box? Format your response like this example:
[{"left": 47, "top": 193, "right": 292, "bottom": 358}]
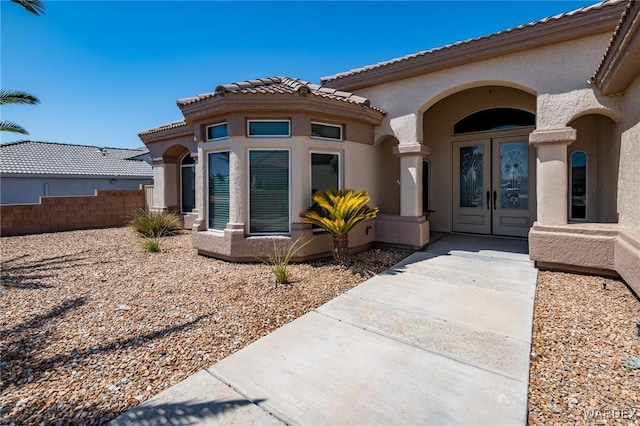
[
  {"left": 0, "top": 141, "right": 153, "bottom": 204},
  {"left": 139, "top": 0, "right": 639, "bottom": 293}
]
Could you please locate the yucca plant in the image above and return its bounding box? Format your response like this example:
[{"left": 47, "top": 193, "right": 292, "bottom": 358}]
[
  {"left": 129, "top": 210, "right": 182, "bottom": 238},
  {"left": 262, "top": 237, "right": 311, "bottom": 286},
  {"left": 300, "top": 189, "right": 378, "bottom": 265}
]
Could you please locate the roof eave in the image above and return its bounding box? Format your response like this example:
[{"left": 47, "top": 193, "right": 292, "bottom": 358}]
[
  {"left": 590, "top": 1, "right": 640, "bottom": 95},
  {"left": 180, "top": 92, "right": 385, "bottom": 125},
  {"left": 138, "top": 122, "right": 192, "bottom": 144},
  {"left": 321, "top": 1, "right": 626, "bottom": 91}
]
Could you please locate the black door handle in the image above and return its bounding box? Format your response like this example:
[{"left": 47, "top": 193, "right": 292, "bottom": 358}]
[
  {"left": 486, "top": 191, "right": 490, "bottom": 210},
  {"left": 493, "top": 191, "right": 497, "bottom": 210}
]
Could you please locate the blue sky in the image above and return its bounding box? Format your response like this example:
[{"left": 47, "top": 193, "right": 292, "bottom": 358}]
[{"left": 1, "top": 0, "right": 597, "bottom": 149}]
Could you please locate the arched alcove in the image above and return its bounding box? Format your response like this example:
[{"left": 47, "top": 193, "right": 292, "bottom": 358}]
[
  {"left": 567, "top": 114, "right": 619, "bottom": 223},
  {"left": 375, "top": 136, "right": 400, "bottom": 214}
]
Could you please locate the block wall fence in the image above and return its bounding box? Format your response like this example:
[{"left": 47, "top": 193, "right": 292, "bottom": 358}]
[{"left": 0, "top": 189, "right": 145, "bottom": 237}]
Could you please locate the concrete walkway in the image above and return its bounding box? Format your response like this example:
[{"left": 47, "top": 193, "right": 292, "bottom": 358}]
[{"left": 111, "top": 234, "right": 537, "bottom": 426}]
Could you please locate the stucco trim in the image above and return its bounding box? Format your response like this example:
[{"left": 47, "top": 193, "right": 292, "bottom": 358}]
[
  {"left": 528, "top": 127, "right": 577, "bottom": 147},
  {"left": 393, "top": 144, "right": 430, "bottom": 157}
]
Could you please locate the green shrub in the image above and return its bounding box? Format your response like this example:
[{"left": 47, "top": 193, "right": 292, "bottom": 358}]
[
  {"left": 143, "top": 236, "right": 162, "bottom": 253},
  {"left": 129, "top": 210, "right": 182, "bottom": 238},
  {"left": 263, "top": 238, "right": 311, "bottom": 286}
]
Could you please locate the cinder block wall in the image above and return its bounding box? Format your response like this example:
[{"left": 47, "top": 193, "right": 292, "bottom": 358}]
[{"left": 0, "top": 189, "right": 144, "bottom": 236}]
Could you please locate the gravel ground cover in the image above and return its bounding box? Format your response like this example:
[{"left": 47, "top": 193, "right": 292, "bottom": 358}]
[
  {"left": 528, "top": 271, "right": 640, "bottom": 425},
  {"left": 0, "top": 227, "right": 409, "bottom": 425},
  {"left": 3, "top": 228, "right": 640, "bottom": 425}
]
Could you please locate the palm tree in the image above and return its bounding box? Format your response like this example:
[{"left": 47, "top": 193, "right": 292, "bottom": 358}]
[
  {"left": 1, "top": 0, "right": 45, "bottom": 135},
  {"left": 11, "top": 0, "right": 45, "bottom": 15},
  {"left": 0, "top": 90, "right": 40, "bottom": 134},
  {"left": 300, "top": 189, "right": 379, "bottom": 265}
]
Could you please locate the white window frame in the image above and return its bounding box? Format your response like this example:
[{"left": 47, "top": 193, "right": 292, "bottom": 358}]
[
  {"left": 569, "top": 150, "right": 587, "bottom": 222},
  {"left": 309, "top": 150, "right": 342, "bottom": 206},
  {"left": 311, "top": 121, "right": 343, "bottom": 141},
  {"left": 206, "top": 122, "right": 228, "bottom": 141},
  {"left": 247, "top": 148, "right": 291, "bottom": 235},
  {"left": 247, "top": 119, "right": 291, "bottom": 138}
]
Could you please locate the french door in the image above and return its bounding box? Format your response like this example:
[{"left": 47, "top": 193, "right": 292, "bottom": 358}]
[{"left": 452, "top": 136, "right": 534, "bottom": 237}]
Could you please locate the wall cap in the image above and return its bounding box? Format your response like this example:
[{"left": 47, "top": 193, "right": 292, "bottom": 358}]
[
  {"left": 393, "top": 143, "right": 430, "bottom": 157},
  {"left": 529, "top": 127, "right": 577, "bottom": 146}
]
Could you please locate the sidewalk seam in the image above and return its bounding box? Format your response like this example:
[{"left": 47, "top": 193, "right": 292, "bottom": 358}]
[
  {"left": 314, "top": 303, "right": 531, "bottom": 384},
  {"left": 203, "top": 368, "right": 290, "bottom": 426}
]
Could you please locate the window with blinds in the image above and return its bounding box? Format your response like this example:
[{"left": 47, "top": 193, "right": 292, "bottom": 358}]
[
  {"left": 181, "top": 154, "right": 195, "bottom": 213},
  {"left": 249, "top": 150, "right": 289, "bottom": 234},
  {"left": 208, "top": 151, "right": 230, "bottom": 231}
]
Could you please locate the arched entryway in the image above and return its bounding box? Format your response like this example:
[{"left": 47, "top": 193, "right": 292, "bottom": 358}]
[{"left": 422, "top": 85, "right": 537, "bottom": 237}]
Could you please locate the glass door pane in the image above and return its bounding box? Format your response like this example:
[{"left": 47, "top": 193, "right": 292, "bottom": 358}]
[
  {"left": 499, "top": 142, "right": 528, "bottom": 210},
  {"left": 459, "top": 145, "right": 484, "bottom": 208}
]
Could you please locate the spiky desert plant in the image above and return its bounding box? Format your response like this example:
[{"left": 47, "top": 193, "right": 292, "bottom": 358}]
[
  {"left": 262, "top": 237, "right": 311, "bottom": 286},
  {"left": 142, "top": 235, "right": 162, "bottom": 253},
  {"left": 300, "top": 189, "right": 378, "bottom": 265},
  {"left": 129, "top": 210, "right": 182, "bottom": 238}
]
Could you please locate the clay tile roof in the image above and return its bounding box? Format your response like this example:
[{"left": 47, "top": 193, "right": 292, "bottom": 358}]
[
  {"left": 589, "top": 0, "right": 636, "bottom": 86},
  {"left": 177, "top": 76, "right": 384, "bottom": 113},
  {"left": 138, "top": 120, "right": 188, "bottom": 137},
  {"left": 0, "top": 141, "right": 153, "bottom": 177},
  {"left": 321, "top": 0, "right": 626, "bottom": 85}
]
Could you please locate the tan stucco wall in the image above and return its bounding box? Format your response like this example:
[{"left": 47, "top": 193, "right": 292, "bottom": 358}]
[
  {"left": 194, "top": 110, "right": 377, "bottom": 146},
  {"left": 618, "top": 75, "right": 640, "bottom": 238},
  {"left": 530, "top": 223, "right": 640, "bottom": 296},
  {"left": 357, "top": 34, "right": 614, "bottom": 145}
]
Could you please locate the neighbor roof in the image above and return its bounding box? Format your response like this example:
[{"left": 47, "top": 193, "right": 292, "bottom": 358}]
[
  {"left": 176, "top": 76, "right": 384, "bottom": 113},
  {"left": 0, "top": 141, "right": 153, "bottom": 177},
  {"left": 321, "top": 0, "right": 627, "bottom": 90}
]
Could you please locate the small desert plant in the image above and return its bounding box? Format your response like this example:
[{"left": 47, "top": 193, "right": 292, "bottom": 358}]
[
  {"left": 129, "top": 210, "right": 182, "bottom": 238},
  {"left": 142, "top": 235, "right": 162, "bottom": 253},
  {"left": 263, "top": 238, "right": 311, "bottom": 286}
]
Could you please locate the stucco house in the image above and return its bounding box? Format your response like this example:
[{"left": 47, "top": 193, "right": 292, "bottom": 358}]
[
  {"left": 0, "top": 141, "right": 153, "bottom": 204},
  {"left": 139, "top": 0, "right": 639, "bottom": 294}
]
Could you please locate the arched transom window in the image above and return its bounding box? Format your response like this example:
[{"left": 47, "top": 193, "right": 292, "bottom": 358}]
[{"left": 453, "top": 108, "right": 535, "bottom": 134}]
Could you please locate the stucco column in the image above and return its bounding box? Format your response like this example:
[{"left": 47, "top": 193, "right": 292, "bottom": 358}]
[
  {"left": 377, "top": 142, "right": 430, "bottom": 249},
  {"left": 190, "top": 152, "right": 206, "bottom": 230},
  {"left": 151, "top": 160, "right": 169, "bottom": 211},
  {"left": 228, "top": 149, "right": 243, "bottom": 224},
  {"left": 393, "top": 143, "right": 430, "bottom": 217},
  {"left": 529, "top": 127, "right": 576, "bottom": 225}
]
